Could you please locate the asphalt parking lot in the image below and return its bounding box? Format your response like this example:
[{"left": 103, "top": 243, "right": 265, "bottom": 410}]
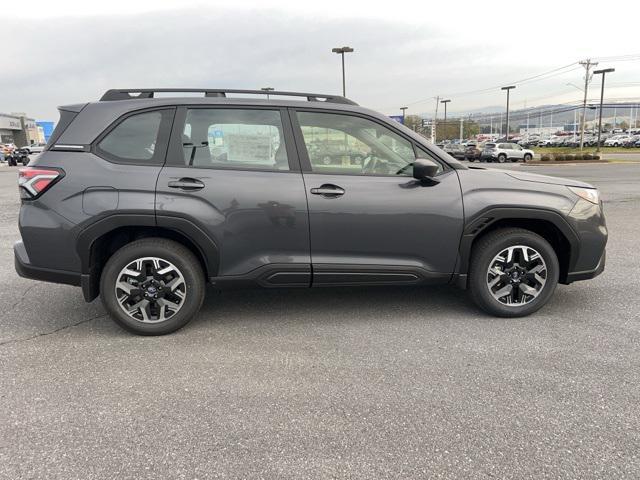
[{"left": 1, "top": 162, "right": 639, "bottom": 479}]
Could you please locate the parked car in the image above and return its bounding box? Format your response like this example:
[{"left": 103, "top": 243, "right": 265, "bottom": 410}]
[
  {"left": 481, "top": 142, "right": 534, "bottom": 163},
  {"left": 604, "top": 135, "right": 630, "bottom": 147},
  {"left": 15, "top": 88, "right": 607, "bottom": 334},
  {"left": 308, "top": 143, "right": 368, "bottom": 166},
  {"left": 622, "top": 135, "right": 640, "bottom": 147},
  {"left": 21, "top": 143, "right": 46, "bottom": 155},
  {"left": 442, "top": 143, "right": 466, "bottom": 160},
  {"left": 464, "top": 143, "right": 483, "bottom": 161}
]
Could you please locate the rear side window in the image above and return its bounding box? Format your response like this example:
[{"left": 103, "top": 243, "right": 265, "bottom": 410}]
[
  {"left": 96, "top": 109, "right": 173, "bottom": 164},
  {"left": 181, "top": 109, "right": 289, "bottom": 171}
]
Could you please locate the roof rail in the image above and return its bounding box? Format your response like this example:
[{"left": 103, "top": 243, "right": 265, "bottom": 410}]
[{"left": 99, "top": 88, "right": 358, "bottom": 105}]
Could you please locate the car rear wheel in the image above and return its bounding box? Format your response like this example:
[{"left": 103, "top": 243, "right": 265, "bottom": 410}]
[
  {"left": 100, "top": 238, "right": 205, "bottom": 335},
  {"left": 469, "top": 228, "right": 559, "bottom": 317},
  {"left": 497, "top": 154, "right": 507, "bottom": 163}
]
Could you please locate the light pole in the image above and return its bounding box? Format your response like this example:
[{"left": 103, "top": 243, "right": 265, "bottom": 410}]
[
  {"left": 501, "top": 86, "right": 515, "bottom": 140},
  {"left": 441, "top": 99, "right": 450, "bottom": 140},
  {"left": 331, "top": 46, "right": 354, "bottom": 97},
  {"left": 593, "top": 67, "right": 615, "bottom": 152},
  {"left": 400, "top": 106, "right": 408, "bottom": 124},
  {"left": 261, "top": 87, "right": 274, "bottom": 100}
]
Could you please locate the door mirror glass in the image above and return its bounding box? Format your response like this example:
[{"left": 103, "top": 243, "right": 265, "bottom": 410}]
[{"left": 413, "top": 158, "right": 440, "bottom": 180}]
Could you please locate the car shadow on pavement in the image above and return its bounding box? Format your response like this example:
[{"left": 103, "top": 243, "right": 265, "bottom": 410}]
[{"left": 188, "top": 284, "right": 481, "bottom": 329}]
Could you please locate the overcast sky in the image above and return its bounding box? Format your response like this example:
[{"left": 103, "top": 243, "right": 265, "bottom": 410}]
[{"left": 3, "top": 0, "right": 639, "bottom": 120}]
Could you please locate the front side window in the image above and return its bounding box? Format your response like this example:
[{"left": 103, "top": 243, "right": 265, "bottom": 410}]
[
  {"left": 98, "top": 111, "right": 164, "bottom": 162},
  {"left": 181, "top": 109, "right": 289, "bottom": 171},
  {"left": 296, "top": 111, "right": 416, "bottom": 176}
]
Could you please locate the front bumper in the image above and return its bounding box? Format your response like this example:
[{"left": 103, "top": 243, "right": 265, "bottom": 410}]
[{"left": 565, "top": 250, "right": 606, "bottom": 283}]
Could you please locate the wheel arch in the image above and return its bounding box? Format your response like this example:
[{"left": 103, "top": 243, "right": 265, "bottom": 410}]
[
  {"left": 76, "top": 214, "right": 219, "bottom": 301},
  {"left": 455, "top": 208, "right": 578, "bottom": 288}
]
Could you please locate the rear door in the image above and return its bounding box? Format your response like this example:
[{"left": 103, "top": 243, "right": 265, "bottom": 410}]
[
  {"left": 290, "top": 109, "right": 464, "bottom": 286},
  {"left": 510, "top": 143, "right": 525, "bottom": 159},
  {"left": 155, "top": 106, "right": 311, "bottom": 285}
]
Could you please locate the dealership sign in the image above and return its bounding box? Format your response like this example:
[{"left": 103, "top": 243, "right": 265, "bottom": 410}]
[{"left": 0, "top": 115, "right": 22, "bottom": 130}]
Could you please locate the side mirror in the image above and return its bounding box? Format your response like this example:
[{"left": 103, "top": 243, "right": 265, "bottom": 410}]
[{"left": 413, "top": 158, "right": 440, "bottom": 182}]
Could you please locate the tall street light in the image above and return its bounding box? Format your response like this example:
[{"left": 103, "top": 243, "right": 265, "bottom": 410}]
[
  {"left": 331, "top": 46, "right": 354, "bottom": 97},
  {"left": 261, "top": 87, "right": 274, "bottom": 100},
  {"left": 593, "top": 67, "right": 615, "bottom": 153},
  {"left": 501, "top": 86, "right": 516, "bottom": 140},
  {"left": 440, "top": 99, "right": 450, "bottom": 139},
  {"left": 400, "top": 106, "right": 408, "bottom": 124}
]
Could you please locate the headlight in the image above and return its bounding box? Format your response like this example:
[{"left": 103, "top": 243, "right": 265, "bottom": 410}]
[{"left": 568, "top": 186, "right": 600, "bottom": 204}]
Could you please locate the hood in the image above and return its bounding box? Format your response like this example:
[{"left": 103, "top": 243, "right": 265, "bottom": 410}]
[
  {"left": 504, "top": 170, "right": 595, "bottom": 189},
  {"left": 467, "top": 166, "right": 594, "bottom": 189}
]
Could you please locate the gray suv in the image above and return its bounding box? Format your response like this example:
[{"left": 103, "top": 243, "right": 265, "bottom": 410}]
[{"left": 15, "top": 89, "right": 607, "bottom": 335}]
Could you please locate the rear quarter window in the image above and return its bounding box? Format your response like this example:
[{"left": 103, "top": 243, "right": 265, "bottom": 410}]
[{"left": 95, "top": 109, "right": 174, "bottom": 165}]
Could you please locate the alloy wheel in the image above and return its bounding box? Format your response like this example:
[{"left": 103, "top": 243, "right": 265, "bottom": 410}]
[
  {"left": 486, "top": 245, "right": 547, "bottom": 306},
  {"left": 115, "top": 257, "right": 187, "bottom": 323}
]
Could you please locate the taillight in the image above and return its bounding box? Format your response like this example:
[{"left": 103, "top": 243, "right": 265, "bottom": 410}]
[{"left": 18, "top": 167, "right": 64, "bottom": 199}]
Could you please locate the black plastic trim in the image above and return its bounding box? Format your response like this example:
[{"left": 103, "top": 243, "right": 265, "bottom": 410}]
[
  {"left": 456, "top": 207, "right": 581, "bottom": 281},
  {"left": 210, "top": 263, "right": 311, "bottom": 289},
  {"left": 15, "top": 245, "right": 81, "bottom": 287},
  {"left": 312, "top": 264, "right": 450, "bottom": 286}
]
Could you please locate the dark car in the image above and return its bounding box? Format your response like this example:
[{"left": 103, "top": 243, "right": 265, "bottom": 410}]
[
  {"left": 442, "top": 143, "right": 466, "bottom": 160},
  {"left": 464, "top": 143, "right": 482, "bottom": 161},
  {"left": 15, "top": 88, "right": 607, "bottom": 335}
]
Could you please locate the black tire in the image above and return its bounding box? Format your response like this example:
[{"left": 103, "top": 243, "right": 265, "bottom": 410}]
[
  {"left": 21, "top": 157, "right": 29, "bottom": 166},
  {"left": 469, "top": 228, "right": 559, "bottom": 317},
  {"left": 497, "top": 154, "right": 507, "bottom": 163},
  {"left": 100, "top": 238, "right": 205, "bottom": 335},
  {"left": 523, "top": 153, "right": 532, "bottom": 162}
]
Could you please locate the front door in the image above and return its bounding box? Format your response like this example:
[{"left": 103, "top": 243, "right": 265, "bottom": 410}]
[
  {"left": 156, "top": 106, "right": 311, "bottom": 285},
  {"left": 291, "top": 110, "right": 464, "bottom": 286}
]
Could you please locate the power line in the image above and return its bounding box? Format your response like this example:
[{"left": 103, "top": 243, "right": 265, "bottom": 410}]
[{"left": 394, "top": 62, "right": 580, "bottom": 109}]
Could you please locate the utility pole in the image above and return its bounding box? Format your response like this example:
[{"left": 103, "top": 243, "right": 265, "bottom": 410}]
[
  {"left": 593, "top": 67, "right": 614, "bottom": 152},
  {"left": 459, "top": 117, "right": 464, "bottom": 143},
  {"left": 539, "top": 110, "right": 542, "bottom": 136},
  {"left": 433, "top": 96, "right": 440, "bottom": 143},
  {"left": 441, "top": 99, "right": 451, "bottom": 140},
  {"left": 501, "top": 85, "right": 515, "bottom": 140},
  {"left": 579, "top": 58, "right": 598, "bottom": 150}
]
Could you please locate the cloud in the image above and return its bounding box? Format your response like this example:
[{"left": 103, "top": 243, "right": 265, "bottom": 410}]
[{"left": 2, "top": 5, "right": 638, "bottom": 121}]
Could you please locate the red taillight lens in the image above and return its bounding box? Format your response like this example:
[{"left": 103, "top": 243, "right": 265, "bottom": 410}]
[{"left": 18, "top": 167, "right": 64, "bottom": 199}]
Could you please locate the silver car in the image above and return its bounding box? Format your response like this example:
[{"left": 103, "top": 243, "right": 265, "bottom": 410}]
[{"left": 481, "top": 142, "right": 534, "bottom": 163}]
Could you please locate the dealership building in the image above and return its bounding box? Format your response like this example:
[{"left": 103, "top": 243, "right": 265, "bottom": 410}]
[{"left": 0, "top": 112, "right": 43, "bottom": 146}]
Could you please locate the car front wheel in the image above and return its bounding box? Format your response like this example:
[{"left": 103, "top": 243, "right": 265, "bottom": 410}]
[
  {"left": 100, "top": 238, "right": 205, "bottom": 335},
  {"left": 469, "top": 228, "right": 559, "bottom": 317},
  {"left": 523, "top": 153, "right": 532, "bottom": 162}
]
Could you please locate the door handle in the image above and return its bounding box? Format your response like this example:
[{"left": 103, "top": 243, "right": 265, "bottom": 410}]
[
  {"left": 168, "top": 178, "right": 205, "bottom": 191},
  {"left": 310, "top": 184, "right": 345, "bottom": 197}
]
